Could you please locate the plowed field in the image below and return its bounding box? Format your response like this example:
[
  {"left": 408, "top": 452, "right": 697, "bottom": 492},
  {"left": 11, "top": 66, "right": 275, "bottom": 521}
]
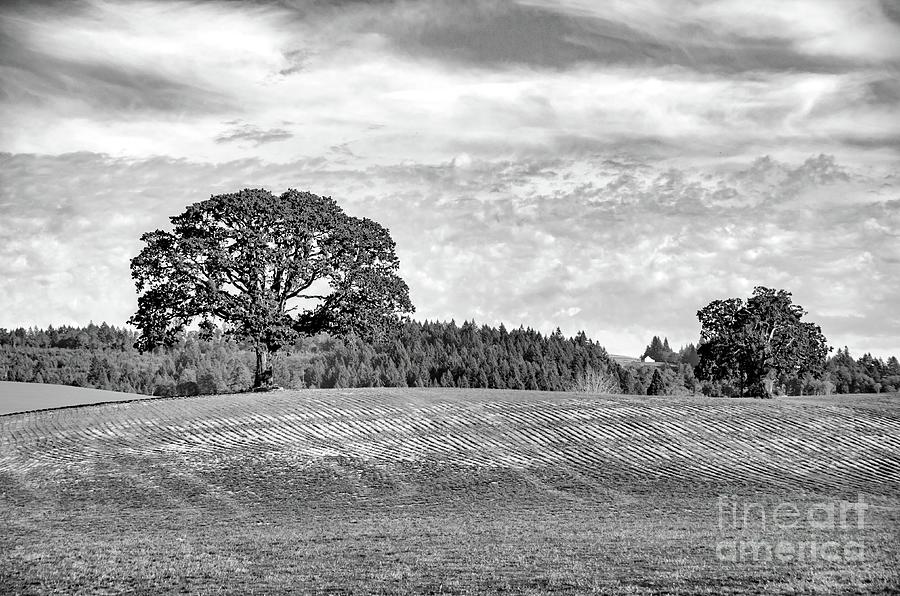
[{"left": 2, "top": 388, "right": 898, "bottom": 594}]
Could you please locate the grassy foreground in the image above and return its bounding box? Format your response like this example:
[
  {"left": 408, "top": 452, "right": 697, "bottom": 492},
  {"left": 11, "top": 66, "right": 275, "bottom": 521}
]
[{"left": 1, "top": 388, "right": 898, "bottom": 594}]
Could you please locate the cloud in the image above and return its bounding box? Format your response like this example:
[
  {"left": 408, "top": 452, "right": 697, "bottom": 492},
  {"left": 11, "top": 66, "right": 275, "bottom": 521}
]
[
  {"left": 2, "top": 0, "right": 898, "bottom": 167},
  {"left": 282, "top": 0, "right": 897, "bottom": 73},
  {"left": 522, "top": 0, "right": 900, "bottom": 64},
  {"left": 215, "top": 124, "right": 293, "bottom": 146},
  {"left": 0, "top": 1, "right": 898, "bottom": 359},
  {"left": 1, "top": 151, "right": 897, "bottom": 359},
  {"left": 0, "top": 1, "right": 276, "bottom": 116}
]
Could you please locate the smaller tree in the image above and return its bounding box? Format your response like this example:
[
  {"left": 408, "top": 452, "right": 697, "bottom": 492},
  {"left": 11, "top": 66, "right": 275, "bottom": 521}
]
[
  {"left": 696, "top": 287, "right": 830, "bottom": 398},
  {"left": 646, "top": 369, "right": 666, "bottom": 396}
]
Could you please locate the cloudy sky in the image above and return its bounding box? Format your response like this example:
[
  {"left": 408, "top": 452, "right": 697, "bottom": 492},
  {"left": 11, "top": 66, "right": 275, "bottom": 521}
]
[{"left": 1, "top": 0, "right": 899, "bottom": 358}]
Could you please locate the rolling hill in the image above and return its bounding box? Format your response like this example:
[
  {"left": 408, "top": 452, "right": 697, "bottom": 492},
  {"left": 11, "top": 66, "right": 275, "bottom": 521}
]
[{"left": 2, "top": 388, "right": 898, "bottom": 594}]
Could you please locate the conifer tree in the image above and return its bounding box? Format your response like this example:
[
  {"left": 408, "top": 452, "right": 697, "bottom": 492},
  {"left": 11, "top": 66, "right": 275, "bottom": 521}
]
[{"left": 647, "top": 369, "right": 666, "bottom": 396}]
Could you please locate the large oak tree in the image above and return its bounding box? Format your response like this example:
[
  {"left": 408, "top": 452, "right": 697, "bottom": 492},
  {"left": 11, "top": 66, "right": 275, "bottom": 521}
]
[
  {"left": 129, "top": 188, "right": 414, "bottom": 389},
  {"left": 696, "top": 287, "right": 830, "bottom": 398}
]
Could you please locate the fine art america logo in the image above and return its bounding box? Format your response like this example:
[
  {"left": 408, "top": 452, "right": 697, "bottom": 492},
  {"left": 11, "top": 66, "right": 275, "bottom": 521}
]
[{"left": 715, "top": 495, "right": 868, "bottom": 563}]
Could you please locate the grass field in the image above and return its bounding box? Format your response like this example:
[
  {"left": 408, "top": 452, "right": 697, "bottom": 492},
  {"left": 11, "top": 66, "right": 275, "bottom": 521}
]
[
  {"left": 0, "top": 381, "right": 148, "bottom": 416},
  {"left": 1, "top": 388, "right": 898, "bottom": 594}
]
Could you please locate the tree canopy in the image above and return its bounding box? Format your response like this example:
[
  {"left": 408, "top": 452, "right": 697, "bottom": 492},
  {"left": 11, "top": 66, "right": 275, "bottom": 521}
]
[
  {"left": 129, "top": 188, "right": 414, "bottom": 388},
  {"left": 696, "top": 287, "right": 830, "bottom": 398}
]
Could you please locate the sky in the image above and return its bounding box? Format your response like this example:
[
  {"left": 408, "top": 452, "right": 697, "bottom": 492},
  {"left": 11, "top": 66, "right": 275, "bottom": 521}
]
[{"left": 1, "top": 0, "right": 899, "bottom": 358}]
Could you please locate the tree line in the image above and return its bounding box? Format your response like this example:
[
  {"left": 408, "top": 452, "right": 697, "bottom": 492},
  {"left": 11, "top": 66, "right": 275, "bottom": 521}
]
[
  {"left": 1, "top": 321, "right": 897, "bottom": 397},
  {"left": 0, "top": 320, "right": 696, "bottom": 396},
  {"left": 1, "top": 321, "right": 621, "bottom": 395}
]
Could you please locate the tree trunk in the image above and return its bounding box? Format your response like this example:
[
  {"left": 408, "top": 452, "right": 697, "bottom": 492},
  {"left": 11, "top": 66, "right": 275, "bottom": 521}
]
[{"left": 254, "top": 346, "right": 274, "bottom": 389}]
